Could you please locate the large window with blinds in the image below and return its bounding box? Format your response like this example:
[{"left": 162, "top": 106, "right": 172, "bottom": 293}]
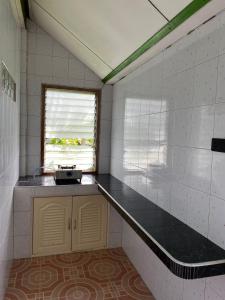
[{"left": 41, "top": 86, "right": 99, "bottom": 173}]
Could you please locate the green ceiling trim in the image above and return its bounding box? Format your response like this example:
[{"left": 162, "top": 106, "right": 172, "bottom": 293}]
[
  {"left": 20, "top": 0, "right": 30, "bottom": 27},
  {"left": 102, "top": 0, "right": 211, "bottom": 83}
]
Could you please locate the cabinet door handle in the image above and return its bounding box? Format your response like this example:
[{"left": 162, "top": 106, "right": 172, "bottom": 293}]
[
  {"left": 73, "top": 219, "right": 77, "bottom": 230},
  {"left": 68, "top": 218, "right": 71, "bottom": 230}
]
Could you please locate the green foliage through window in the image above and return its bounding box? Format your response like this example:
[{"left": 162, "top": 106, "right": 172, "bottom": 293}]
[{"left": 47, "top": 138, "right": 94, "bottom": 147}]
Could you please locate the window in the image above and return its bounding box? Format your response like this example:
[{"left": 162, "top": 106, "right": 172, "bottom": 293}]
[{"left": 41, "top": 86, "right": 99, "bottom": 173}]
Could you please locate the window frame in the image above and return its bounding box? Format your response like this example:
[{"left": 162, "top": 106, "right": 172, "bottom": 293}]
[{"left": 41, "top": 84, "right": 101, "bottom": 175}]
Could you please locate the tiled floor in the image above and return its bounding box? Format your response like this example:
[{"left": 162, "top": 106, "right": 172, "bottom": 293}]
[{"left": 5, "top": 248, "right": 155, "bottom": 300}]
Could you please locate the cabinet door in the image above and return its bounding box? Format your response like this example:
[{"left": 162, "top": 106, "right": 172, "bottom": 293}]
[
  {"left": 72, "top": 195, "right": 108, "bottom": 251},
  {"left": 33, "top": 197, "right": 72, "bottom": 256}
]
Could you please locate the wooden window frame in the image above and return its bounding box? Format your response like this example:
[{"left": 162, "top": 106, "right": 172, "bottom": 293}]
[{"left": 41, "top": 84, "right": 101, "bottom": 175}]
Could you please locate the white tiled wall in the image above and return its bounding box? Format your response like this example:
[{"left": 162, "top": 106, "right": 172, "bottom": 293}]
[
  {"left": 0, "top": 1, "right": 21, "bottom": 298},
  {"left": 20, "top": 20, "right": 112, "bottom": 176},
  {"left": 111, "top": 10, "right": 225, "bottom": 300}
]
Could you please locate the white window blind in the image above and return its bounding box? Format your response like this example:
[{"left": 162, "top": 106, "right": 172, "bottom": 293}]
[{"left": 43, "top": 88, "right": 97, "bottom": 173}]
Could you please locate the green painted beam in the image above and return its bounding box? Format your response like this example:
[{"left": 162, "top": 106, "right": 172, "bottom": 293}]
[
  {"left": 20, "top": 0, "right": 30, "bottom": 27},
  {"left": 102, "top": 0, "right": 212, "bottom": 83}
]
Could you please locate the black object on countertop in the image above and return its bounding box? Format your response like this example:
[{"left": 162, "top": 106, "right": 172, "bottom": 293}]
[
  {"left": 95, "top": 174, "right": 225, "bottom": 279},
  {"left": 211, "top": 138, "right": 225, "bottom": 153}
]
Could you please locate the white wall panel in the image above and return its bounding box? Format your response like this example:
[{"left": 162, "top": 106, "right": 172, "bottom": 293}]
[
  {"left": 20, "top": 20, "right": 113, "bottom": 175},
  {"left": 111, "top": 10, "right": 225, "bottom": 300},
  {"left": 0, "top": 0, "right": 21, "bottom": 298}
]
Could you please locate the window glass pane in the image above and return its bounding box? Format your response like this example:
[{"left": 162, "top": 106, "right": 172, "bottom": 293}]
[{"left": 43, "top": 88, "right": 97, "bottom": 172}]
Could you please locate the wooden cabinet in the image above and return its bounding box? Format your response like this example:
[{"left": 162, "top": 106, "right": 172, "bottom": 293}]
[
  {"left": 33, "top": 195, "right": 108, "bottom": 256},
  {"left": 72, "top": 195, "right": 108, "bottom": 251},
  {"left": 33, "top": 197, "right": 72, "bottom": 256}
]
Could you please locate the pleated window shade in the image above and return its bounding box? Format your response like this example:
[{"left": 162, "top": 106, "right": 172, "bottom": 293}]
[{"left": 43, "top": 88, "right": 97, "bottom": 173}]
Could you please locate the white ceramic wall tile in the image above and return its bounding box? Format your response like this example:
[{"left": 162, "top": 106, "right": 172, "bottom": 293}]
[
  {"left": 21, "top": 30, "right": 27, "bottom": 52},
  {"left": 68, "top": 58, "right": 85, "bottom": 79},
  {"left": 187, "top": 188, "right": 210, "bottom": 237},
  {"left": 173, "top": 108, "right": 191, "bottom": 147},
  {"left": 174, "top": 69, "right": 194, "bottom": 109},
  {"left": 98, "top": 156, "right": 111, "bottom": 174},
  {"left": 208, "top": 196, "right": 225, "bottom": 249},
  {"left": 20, "top": 115, "right": 27, "bottom": 136},
  {"left": 13, "top": 188, "right": 33, "bottom": 212},
  {"left": 206, "top": 275, "right": 225, "bottom": 300},
  {"left": 185, "top": 148, "right": 212, "bottom": 193},
  {"left": 22, "top": 21, "right": 112, "bottom": 175},
  {"left": 214, "top": 103, "right": 225, "bottom": 137},
  {"left": 99, "top": 137, "right": 111, "bottom": 158},
  {"left": 172, "top": 146, "right": 187, "bottom": 183},
  {"left": 27, "top": 75, "right": 42, "bottom": 96},
  {"left": 53, "top": 41, "right": 69, "bottom": 58},
  {"left": 166, "top": 272, "right": 184, "bottom": 300},
  {"left": 27, "top": 54, "right": 37, "bottom": 75},
  {"left": 219, "top": 16, "right": 225, "bottom": 56},
  {"left": 100, "top": 101, "right": 112, "bottom": 121},
  {"left": 195, "top": 26, "right": 220, "bottom": 65},
  {"left": 211, "top": 152, "right": 225, "bottom": 200},
  {"left": 159, "top": 111, "right": 174, "bottom": 145},
  {"left": 205, "top": 285, "right": 223, "bottom": 300},
  {"left": 52, "top": 57, "right": 68, "bottom": 78},
  {"left": 27, "top": 32, "right": 36, "bottom": 54},
  {"left": 27, "top": 136, "right": 41, "bottom": 156},
  {"left": 20, "top": 94, "right": 27, "bottom": 115},
  {"left": 107, "top": 233, "right": 122, "bottom": 248},
  {"left": 14, "top": 235, "right": 32, "bottom": 259},
  {"left": 156, "top": 180, "right": 171, "bottom": 211},
  {"left": 183, "top": 279, "right": 206, "bottom": 300},
  {"left": 84, "top": 80, "right": 103, "bottom": 89},
  {"left": 84, "top": 67, "right": 100, "bottom": 81},
  {"left": 35, "top": 55, "right": 53, "bottom": 76},
  {"left": 188, "top": 105, "right": 214, "bottom": 149},
  {"left": 193, "top": 58, "right": 218, "bottom": 107},
  {"left": 14, "top": 212, "right": 32, "bottom": 236},
  {"left": 216, "top": 54, "right": 225, "bottom": 103},
  {"left": 27, "top": 95, "right": 41, "bottom": 117},
  {"left": 27, "top": 115, "right": 41, "bottom": 137},
  {"left": 0, "top": 0, "right": 21, "bottom": 297},
  {"left": 26, "top": 155, "right": 41, "bottom": 175},
  {"left": 111, "top": 11, "right": 225, "bottom": 300},
  {"left": 101, "top": 85, "right": 113, "bottom": 103},
  {"left": 20, "top": 51, "right": 26, "bottom": 73},
  {"left": 170, "top": 182, "right": 189, "bottom": 223},
  {"left": 36, "top": 33, "right": 53, "bottom": 56}
]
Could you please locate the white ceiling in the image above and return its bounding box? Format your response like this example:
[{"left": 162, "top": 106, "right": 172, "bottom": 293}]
[
  {"left": 150, "top": 0, "right": 192, "bottom": 19},
  {"left": 28, "top": 0, "right": 225, "bottom": 83}
]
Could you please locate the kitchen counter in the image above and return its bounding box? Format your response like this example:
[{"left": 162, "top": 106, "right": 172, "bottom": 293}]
[
  {"left": 95, "top": 174, "right": 225, "bottom": 279},
  {"left": 13, "top": 174, "right": 109, "bottom": 259},
  {"left": 16, "top": 174, "right": 96, "bottom": 186}
]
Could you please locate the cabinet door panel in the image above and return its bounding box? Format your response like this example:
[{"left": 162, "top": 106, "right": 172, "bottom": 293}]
[
  {"left": 33, "top": 197, "right": 72, "bottom": 256},
  {"left": 72, "top": 195, "right": 108, "bottom": 251}
]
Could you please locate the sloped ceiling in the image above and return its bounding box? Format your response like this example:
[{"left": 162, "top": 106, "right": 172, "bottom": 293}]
[{"left": 28, "top": 0, "right": 225, "bottom": 83}]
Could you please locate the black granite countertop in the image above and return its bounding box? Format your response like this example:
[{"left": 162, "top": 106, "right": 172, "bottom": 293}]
[
  {"left": 16, "top": 174, "right": 96, "bottom": 186},
  {"left": 95, "top": 174, "right": 225, "bottom": 279}
]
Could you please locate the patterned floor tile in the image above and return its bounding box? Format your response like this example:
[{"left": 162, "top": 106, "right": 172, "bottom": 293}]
[
  {"left": 111, "top": 270, "right": 154, "bottom": 300},
  {"left": 5, "top": 248, "right": 155, "bottom": 300}
]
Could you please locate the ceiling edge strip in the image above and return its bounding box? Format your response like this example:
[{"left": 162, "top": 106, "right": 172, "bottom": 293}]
[
  {"left": 102, "top": 0, "right": 211, "bottom": 84},
  {"left": 20, "top": 0, "right": 29, "bottom": 27}
]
